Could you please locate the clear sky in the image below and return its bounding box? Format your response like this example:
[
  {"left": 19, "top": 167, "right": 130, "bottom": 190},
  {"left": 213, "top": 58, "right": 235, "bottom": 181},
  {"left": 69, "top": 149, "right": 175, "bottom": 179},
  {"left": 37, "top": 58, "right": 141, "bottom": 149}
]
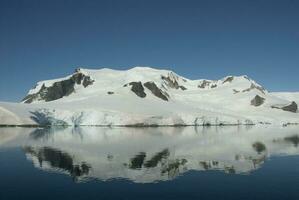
[{"left": 0, "top": 0, "right": 298, "bottom": 102}]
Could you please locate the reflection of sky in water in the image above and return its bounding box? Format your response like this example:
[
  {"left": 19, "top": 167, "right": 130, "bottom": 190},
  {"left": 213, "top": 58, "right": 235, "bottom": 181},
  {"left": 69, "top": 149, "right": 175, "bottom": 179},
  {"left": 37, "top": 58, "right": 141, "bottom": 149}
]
[{"left": 1, "top": 126, "right": 299, "bottom": 199}]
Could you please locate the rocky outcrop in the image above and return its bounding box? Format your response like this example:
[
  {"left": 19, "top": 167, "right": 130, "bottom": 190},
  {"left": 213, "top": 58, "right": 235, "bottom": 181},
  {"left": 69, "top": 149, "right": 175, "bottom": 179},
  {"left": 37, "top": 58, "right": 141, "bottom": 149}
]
[
  {"left": 198, "top": 80, "right": 217, "bottom": 89},
  {"left": 22, "top": 72, "right": 94, "bottom": 103},
  {"left": 124, "top": 80, "right": 171, "bottom": 101},
  {"left": 161, "top": 73, "right": 187, "bottom": 90},
  {"left": 211, "top": 84, "right": 217, "bottom": 88},
  {"left": 198, "top": 80, "right": 211, "bottom": 88},
  {"left": 73, "top": 72, "right": 94, "bottom": 87},
  {"left": 144, "top": 82, "right": 169, "bottom": 101},
  {"left": 233, "top": 89, "right": 240, "bottom": 94},
  {"left": 179, "top": 85, "right": 187, "bottom": 90},
  {"left": 281, "top": 101, "right": 298, "bottom": 113},
  {"left": 124, "top": 82, "right": 146, "bottom": 98},
  {"left": 223, "top": 76, "right": 234, "bottom": 84},
  {"left": 242, "top": 83, "right": 266, "bottom": 94},
  {"left": 251, "top": 95, "right": 265, "bottom": 107},
  {"left": 271, "top": 101, "right": 298, "bottom": 113}
]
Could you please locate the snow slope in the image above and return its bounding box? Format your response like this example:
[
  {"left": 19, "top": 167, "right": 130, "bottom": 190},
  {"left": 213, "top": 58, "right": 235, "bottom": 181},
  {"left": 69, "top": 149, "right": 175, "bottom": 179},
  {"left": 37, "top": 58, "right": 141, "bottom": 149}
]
[
  {"left": 0, "top": 67, "right": 298, "bottom": 126},
  {"left": 271, "top": 92, "right": 299, "bottom": 104}
]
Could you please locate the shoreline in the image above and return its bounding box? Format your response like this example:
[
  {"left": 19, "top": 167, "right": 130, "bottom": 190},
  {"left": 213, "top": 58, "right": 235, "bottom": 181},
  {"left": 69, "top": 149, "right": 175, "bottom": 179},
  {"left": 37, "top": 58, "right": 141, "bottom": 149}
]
[{"left": 0, "top": 123, "right": 298, "bottom": 128}]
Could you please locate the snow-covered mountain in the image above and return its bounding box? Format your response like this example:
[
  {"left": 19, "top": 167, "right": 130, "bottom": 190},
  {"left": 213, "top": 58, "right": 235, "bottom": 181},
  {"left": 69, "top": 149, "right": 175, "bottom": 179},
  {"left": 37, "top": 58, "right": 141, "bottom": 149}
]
[{"left": 0, "top": 67, "right": 298, "bottom": 126}]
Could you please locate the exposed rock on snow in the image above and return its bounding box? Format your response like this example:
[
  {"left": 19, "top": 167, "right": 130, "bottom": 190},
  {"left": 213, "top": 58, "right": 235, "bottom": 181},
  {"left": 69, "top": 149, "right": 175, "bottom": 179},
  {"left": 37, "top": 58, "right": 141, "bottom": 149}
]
[
  {"left": 198, "top": 80, "right": 212, "bottom": 89},
  {"left": 0, "top": 66, "right": 298, "bottom": 126},
  {"left": 197, "top": 80, "right": 219, "bottom": 89},
  {"left": 233, "top": 89, "right": 240, "bottom": 94},
  {"left": 211, "top": 84, "right": 217, "bottom": 88},
  {"left": 144, "top": 82, "right": 169, "bottom": 101},
  {"left": 271, "top": 101, "right": 298, "bottom": 113},
  {"left": 223, "top": 76, "right": 234, "bottom": 84},
  {"left": 22, "top": 71, "right": 94, "bottom": 103},
  {"left": 125, "top": 82, "right": 146, "bottom": 98},
  {"left": 242, "top": 83, "right": 266, "bottom": 94},
  {"left": 161, "top": 72, "right": 187, "bottom": 90},
  {"left": 251, "top": 95, "right": 265, "bottom": 107}
]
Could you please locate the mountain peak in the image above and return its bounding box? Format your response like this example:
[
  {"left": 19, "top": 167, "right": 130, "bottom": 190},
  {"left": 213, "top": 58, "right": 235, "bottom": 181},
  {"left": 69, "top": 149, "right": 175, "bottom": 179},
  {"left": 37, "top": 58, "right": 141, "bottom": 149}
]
[
  {"left": 21, "top": 67, "right": 270, "bottom": 104},
  {"left": 0, "top": 66, "right": 298, "bottom": 126}
]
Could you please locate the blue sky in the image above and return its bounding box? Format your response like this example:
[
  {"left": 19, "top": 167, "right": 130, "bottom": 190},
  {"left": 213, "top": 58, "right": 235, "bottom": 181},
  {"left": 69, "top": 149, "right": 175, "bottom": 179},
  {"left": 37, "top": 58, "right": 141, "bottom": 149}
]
[{"left": 0, "top": 0, "right": 298, "bottom": 102}]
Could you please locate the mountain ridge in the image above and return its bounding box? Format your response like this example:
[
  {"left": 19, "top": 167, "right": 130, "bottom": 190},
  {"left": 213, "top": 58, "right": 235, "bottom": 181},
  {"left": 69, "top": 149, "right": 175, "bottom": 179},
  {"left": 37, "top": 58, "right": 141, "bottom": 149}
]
[
  {"left": 22, "top": 66, "right": 267, "bottom": 104},
  {"left": 0, "top": 66, "right": 298, "bottom": 126}
]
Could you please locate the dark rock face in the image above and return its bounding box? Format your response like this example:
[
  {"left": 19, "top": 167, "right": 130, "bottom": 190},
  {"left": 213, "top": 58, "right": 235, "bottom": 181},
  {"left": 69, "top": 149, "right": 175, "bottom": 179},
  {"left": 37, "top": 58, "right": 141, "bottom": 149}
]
[
  {"left": 198, "top": 80, "right": 217, "bottom": 89},
  {"left": 161, "top": 74, "right": 187, "bottom": 90},
  {"left": 251, "top": 95, "right": 265, "bottom": 107},
  {"left": 144, "top": 82, "right": 169, "bottom": 101},
  {"left": 161, "top": 75, "right": 178, "bottom": 89},
  {"left": 271, "top": 101, "right": 298, "bottom": 113},
  {"left": 23, "top": 146, "right": 91, "bottom": 180},
  {"left": 22, "top": 72, "right": 94, "bottom": 103},
  {"left": 281, "top": 101, "right": 298, "bottom": 113},
  {"left": 126, "top": 82, "right": 147, "bottom": 98},
  {"left": 198, "top": 80, "right": 211, "bottom": 88},
  {"left": 211, "top": 84, "right": 217, "bottom": 88},
  {"left": 233, "top": 89, "right": 240, "bottom": 94},
  {"left": 179, "top": 86, "right": 187, "bottom": 90},
  {"left": 242, "top": 83, "right": 266, "bottom": 94},
  {"left": 223, "top": 76, "right": 234, "bottom": 84},
  {"left": 72, "top": 72, "right": 94, "bottom": 87}
]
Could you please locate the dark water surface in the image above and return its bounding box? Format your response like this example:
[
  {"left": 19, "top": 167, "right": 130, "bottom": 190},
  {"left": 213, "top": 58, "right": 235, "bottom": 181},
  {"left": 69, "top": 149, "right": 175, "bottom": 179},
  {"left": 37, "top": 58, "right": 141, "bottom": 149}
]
[{"left": 0, "top": 126, "right": 299, "bottom": 200}]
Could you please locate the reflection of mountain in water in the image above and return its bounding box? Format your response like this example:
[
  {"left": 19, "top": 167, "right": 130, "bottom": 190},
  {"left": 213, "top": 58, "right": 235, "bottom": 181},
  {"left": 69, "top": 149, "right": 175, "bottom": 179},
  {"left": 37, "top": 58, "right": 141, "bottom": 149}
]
[
  {"left": 273, "top": 135, "right": 299, "bottom": 147},
  {"left": 6, "top": 126, "right": 298, "bottom": 183},
  {"left": 126, "top": 149, "right": 188, "bottom": 180},
  {"left": 24, "top": 146, "right": 91, "bottom": 181}
]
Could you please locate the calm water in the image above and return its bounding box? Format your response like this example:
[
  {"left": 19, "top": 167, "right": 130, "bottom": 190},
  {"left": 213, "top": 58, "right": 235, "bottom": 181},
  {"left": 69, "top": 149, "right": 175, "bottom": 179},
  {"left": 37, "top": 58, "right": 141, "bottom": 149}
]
[{"left": 1, "top": 126, "right": 299, "bottom": 200}]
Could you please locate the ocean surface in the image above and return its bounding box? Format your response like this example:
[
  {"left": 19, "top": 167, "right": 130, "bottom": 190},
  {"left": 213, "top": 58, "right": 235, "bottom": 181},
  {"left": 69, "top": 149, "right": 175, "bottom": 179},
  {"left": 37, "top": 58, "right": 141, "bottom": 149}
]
[{"left": 1, "top": 126, "right": 299, "bottom": 200}]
